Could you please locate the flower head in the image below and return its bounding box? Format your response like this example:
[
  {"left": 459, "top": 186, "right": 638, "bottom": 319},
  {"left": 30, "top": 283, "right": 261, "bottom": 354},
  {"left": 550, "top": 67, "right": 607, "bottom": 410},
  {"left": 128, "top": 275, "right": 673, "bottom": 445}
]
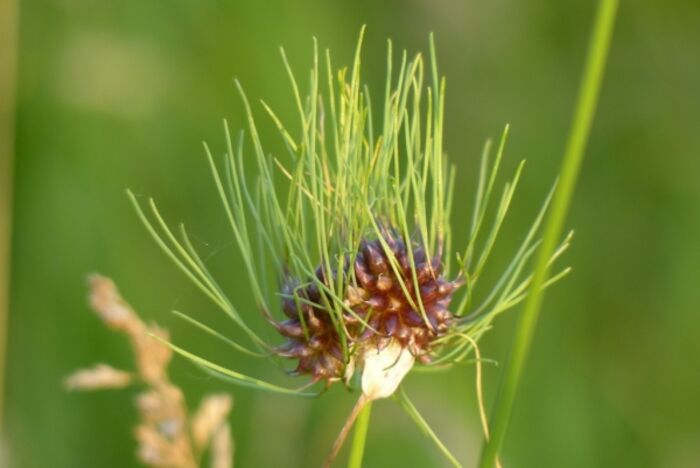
[
  {"left": 276, "top": 231, "right": 461, "bottom": 385},
  {"left": 128, "top": 28, "right": 571, "bottom": 401}
]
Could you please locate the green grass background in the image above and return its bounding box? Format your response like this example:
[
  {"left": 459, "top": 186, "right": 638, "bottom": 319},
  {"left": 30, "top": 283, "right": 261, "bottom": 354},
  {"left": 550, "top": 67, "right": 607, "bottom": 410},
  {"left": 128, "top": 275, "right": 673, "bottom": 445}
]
[{"left": 6, "top": 0, "right": 700, "bottom": 466}]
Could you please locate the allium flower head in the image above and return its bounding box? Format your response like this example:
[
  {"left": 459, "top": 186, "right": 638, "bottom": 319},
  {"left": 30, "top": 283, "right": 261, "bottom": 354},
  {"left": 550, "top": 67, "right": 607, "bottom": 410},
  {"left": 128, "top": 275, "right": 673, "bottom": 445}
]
[{"left": 129, "top": 28, "right": 570, "bottom": 404}]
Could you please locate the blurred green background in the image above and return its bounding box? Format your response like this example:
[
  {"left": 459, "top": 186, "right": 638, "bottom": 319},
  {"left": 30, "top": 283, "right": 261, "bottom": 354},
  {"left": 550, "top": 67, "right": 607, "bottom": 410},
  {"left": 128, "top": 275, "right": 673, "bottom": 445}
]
[{"left": 5, "top": 0, "right": 700, "bottom": 467}]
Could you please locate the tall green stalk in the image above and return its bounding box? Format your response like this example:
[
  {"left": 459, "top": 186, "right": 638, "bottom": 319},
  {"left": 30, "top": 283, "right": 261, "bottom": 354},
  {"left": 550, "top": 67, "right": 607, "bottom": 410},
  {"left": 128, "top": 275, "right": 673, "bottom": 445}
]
[
  {"left": 0, "top": 0, "right": 19, "bottom": 434},
  {"left": 347, "top": 401, "right": 372, "bottom": 468},
  {"left": 478, "top": 1, "right": 619, "bottom": 466}
]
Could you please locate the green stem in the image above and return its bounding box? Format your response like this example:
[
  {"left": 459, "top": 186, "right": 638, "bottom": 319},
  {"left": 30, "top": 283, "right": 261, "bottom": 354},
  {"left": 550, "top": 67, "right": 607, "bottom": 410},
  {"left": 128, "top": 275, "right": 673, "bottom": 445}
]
[
  {"left": 0, "top": 0, "right": 19, "bottom": 434},
  {"left": 347, "top": 400, "right": 372, "bottom": 468},
  {"left": 478, "top": 1, "right": 619, "bottom": 466}
]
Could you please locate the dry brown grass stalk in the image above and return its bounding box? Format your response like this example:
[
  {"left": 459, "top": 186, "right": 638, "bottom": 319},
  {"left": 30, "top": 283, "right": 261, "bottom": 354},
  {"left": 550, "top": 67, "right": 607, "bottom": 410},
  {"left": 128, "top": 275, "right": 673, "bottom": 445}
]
[{"left": 65, "top": 274, "right": 233, "bottom": 468}]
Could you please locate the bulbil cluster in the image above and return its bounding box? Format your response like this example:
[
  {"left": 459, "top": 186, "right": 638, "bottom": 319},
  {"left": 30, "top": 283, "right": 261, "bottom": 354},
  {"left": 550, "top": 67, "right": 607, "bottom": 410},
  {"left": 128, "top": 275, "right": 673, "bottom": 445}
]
[{"left": 274, "top": 232, "right": 462, "bottom": 384}]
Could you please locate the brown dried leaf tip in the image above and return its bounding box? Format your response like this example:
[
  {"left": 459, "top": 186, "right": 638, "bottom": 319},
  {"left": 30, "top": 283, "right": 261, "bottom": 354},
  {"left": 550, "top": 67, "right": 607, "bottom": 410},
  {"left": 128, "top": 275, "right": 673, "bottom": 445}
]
[
  {"left": 275, "top": 231, "right": 462, "bottom": 384},
  {"left": 65, "top": 274, "right": 234, "bottom": 468}
]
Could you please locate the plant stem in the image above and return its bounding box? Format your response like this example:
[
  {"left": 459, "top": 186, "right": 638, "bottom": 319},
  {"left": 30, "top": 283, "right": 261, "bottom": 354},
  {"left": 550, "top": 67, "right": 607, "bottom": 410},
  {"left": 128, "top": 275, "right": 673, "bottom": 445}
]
[
  {"left": 478, "top": 1, "right": 619, "bottom": 466},
  {"left": 0, "top": 0, "right": 19, "bottom": 435},
  {"left": 324, "top": 394, "right": 370, "bottom": 468},
  {"left": 347, "top": 400, "right": 372, "bottom": 468}
]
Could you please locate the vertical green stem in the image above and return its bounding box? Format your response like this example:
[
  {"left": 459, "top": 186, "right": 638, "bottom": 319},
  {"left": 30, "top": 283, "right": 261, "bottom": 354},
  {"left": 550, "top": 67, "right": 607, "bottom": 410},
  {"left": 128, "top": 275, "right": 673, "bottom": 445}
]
[
  {"left": 347, "top": 400, "right": 372, "bottom": 468},
  {"left": 0, "top": 0, "right": 19, "bottom": 435},
  {"left": 478, "top": 1, "right": 619, "bottom": 466}
]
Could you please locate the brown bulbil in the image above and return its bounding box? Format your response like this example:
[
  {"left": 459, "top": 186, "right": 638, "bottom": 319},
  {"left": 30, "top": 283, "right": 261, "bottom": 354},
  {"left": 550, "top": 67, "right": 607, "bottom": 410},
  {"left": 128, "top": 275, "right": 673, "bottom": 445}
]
[
  {"left": 274, "top": 274, "right": 347, "bottom": 383},
  {"left": 275, "top": 233, "right": 462, "bottom": 384}
]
